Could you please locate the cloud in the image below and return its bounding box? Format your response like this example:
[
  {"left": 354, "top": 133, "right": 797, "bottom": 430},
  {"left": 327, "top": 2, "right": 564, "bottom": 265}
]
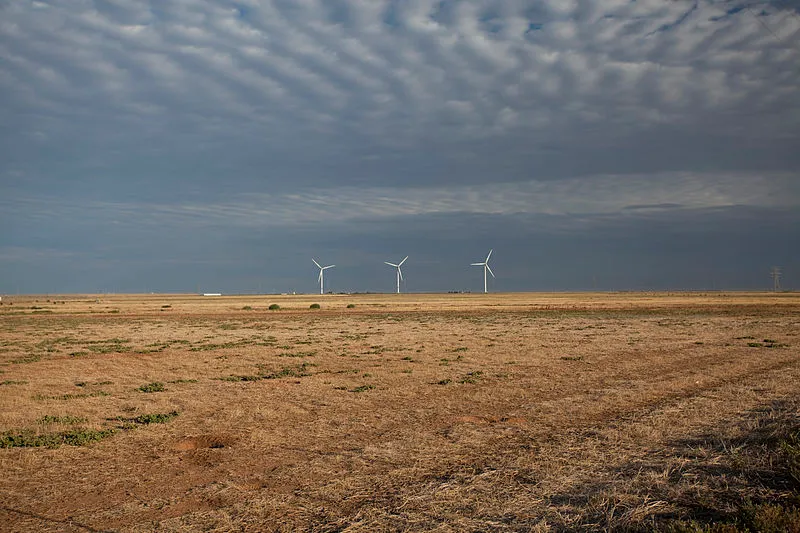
[
  {"left": 3, "top": 171, "right": 795, "bottom": 231},
  {"left": 2, "top": 0, "right": 798, "bottom": 163}
]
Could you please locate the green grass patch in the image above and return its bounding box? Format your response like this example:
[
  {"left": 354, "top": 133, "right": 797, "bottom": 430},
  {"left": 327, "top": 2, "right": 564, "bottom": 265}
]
[
  {"left": 346, "top": 304, "right": 356, "bottom": 309},
  {"left": 34, "top": 391, "right": 109, "bottom": 401},
  {"left": 350, "top": 384, "right": 375, "bottom": 393},
  {"left": 39, "top": 415, "right": 88, "bottom": 425},
  {"left": 137, "top": 381, "right": 165, "bottom": 393},
  {"left": 268, "top": 304, "right": 281, "bottom": 310},
  {"left": 132, "top": 411, "right": 179, "bottom": 425},
  {"left": 10, "top": 354, "right": 41, "bottom": 364},
  {"left": 0, "top": 428, "right": 115, "bottom": 448},
  {"left": 1, "top": 380, "right": 27, "bottom": 386},
  {"left": 458, "top": 371, "right": 483, "bottom": 384},
  {"left": 310, "top": 303, "right": 321, "bottom": 309}
]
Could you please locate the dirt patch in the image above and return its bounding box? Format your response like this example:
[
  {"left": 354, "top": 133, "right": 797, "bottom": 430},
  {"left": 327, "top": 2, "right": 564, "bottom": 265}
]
[{"left": 173, "top": 434, "right": 236, "bottom": 451}]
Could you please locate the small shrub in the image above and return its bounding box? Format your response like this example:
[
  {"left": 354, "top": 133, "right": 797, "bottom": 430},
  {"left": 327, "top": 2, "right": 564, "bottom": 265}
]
[
  {"left": 161, "top": 305, "right": 171, "bottom": 309},
  {"left": 268, "top": 304, "right": 280, "bottom": 310},
  {"left": 346, "top": 303, "right": 356, "bottom": 309},
  {"left": 137, "top": 382, "right": 165, "bottom": 393},
  {"left": 350, "top": 384, "right": 375, "bottom": 393},
  {"left": 242, "top": 306, "right": 253, "bottom": 310},
  {"left": 560, "top": 355, "right": 585, "bottom": 361},
  {"left": 437, "top": 379, "right": 452, "bottom": 385},
  {"left": 310, "top": 303, "right": 321, "bottom": 309}
]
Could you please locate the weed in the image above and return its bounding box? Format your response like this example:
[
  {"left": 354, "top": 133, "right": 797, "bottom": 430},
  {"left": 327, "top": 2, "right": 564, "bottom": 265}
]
[
  {"left": 132, "top": 411, "right": 179, "bottom": 425},
  {"left": 137, "top": 382, "right": 166, "bottom": 393},
  {"left": 561, "top": 355, "right": 585, "bottom": 361},
  {"left": 452, "top": 347, "right": 468, "bottom": 352},
  {"left": 310, "top": 303, "right": 321, "bottom": 309},
  {"left": 0, "top": 428, "right": 115, "bottom": 448},
  {"left": 69, "top": 351, "right": 89, "bottom": 357},
  {"left": 350, "top": 384, "right": 375, "bottom": 393},
  {"left": 401, "top": 356, "right": 414, "bottom": 361},
  {"left": 265, "top": 363, "right": 314, "bottom": 379},
  {"left": 436, "top": 378, "right": 452, "bottom": 385},
  {"left": 1, "top": 380, "right": 27, "bottom": 386},
  {"left": 269, "top": 304, "right": 281, "bottom": 310},
  {"left": 218, "top": 374, "right": 262, "bottom": 382},
  {"left": 748, "top": 342, "right": 764, "bottom": 348},
  {"left": 458, "top": 371, "right": 483, "bottom": 384},
  {"left": 346, "top": 304, "right": 356, "bottom": 309},
  {"left": 11, "top": 354, "right": 41, "bottom": 364},
  {"left": 39, "top": 415, "right": 88, "bottom": 425},
  {"left": 168, "top": 378, "right": 198, "bottom": 384},
  {"left": 34, "top": 391, "right": 109, "bottom": 401},
  {"left": 278, "top": 350, "right": 316, "bottom": 358},
  {"left": 161, "top": 305, "right": 172, "bottom": 309},
  {"left": 242, "top": 306, "right": 253, "bottom": 310}
]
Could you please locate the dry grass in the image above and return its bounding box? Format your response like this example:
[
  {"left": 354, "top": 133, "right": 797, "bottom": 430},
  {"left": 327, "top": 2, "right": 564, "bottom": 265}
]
[{"left": 0, "top": 292, "right": 798, "bottom": 531}]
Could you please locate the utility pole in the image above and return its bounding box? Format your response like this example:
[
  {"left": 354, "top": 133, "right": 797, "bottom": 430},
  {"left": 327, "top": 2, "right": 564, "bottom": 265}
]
[{"left": 770, "top": 266, "right": 782, "bottom": 291}]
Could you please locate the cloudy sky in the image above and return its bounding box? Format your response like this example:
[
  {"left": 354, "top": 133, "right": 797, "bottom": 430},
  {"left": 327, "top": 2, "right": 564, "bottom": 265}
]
[{"left": 1, "top": 0, "right": 799, "bottom": 294}]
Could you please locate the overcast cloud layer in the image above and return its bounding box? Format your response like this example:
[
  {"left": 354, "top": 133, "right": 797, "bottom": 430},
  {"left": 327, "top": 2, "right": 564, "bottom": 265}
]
[{"left": 1, "top": 0, "right": 799, "bottom": 293}]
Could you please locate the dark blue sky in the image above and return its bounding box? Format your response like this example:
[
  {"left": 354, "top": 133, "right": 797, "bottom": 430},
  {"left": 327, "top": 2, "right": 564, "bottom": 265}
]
[{"left": 1, "top": 1, "right": 798, "bottom": 294}]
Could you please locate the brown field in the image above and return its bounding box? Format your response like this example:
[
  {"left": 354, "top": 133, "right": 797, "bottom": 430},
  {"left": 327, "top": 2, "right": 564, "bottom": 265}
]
[{"left": 1, "top": 292, "right": 799, "bottom": 532}]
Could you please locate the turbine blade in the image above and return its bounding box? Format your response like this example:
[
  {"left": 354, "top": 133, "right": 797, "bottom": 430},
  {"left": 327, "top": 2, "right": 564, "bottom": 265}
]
[
  {"left": 398, "top": 268, "right": 403, "bottom": 281},
  {"left": 399, "top": 256, "right": 408, "bottom": 266},
  {"left": 323, "top": 265, "right": 335, "bottom": 270},
  {"left": 471, "top": 262, "right": 484, "bottom": 266},
  {"left": 385, "top": 262, "right": 398, "bottom": 267},
  {"left": 486, "top": 264, "right": 495, "bottom": 278},
  {"left": 312, "top": 258, "right": 321, "bottom": 269},
  {"left": 486, "top": 249, "right": 493, "bottom": 262}
]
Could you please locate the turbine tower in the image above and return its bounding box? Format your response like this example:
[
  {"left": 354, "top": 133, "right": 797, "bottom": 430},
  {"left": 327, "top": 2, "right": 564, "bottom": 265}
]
[
  {"left": 312, "top": 259, "right": 335, "bottom": 295},
  {"left": 771, "top": 266, "right": 782, "bottom": 291},
  {"left": 471, "top": 249, "right": 495, "bottom": 293},
  {"left": 384, "top": 256, "right": 408, "bottom": 294}
]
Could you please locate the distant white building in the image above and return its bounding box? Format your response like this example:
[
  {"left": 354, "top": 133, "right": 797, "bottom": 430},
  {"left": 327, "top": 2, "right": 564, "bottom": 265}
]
[{"left": 202, "top": 293, "right": 222, "bottom": 297}]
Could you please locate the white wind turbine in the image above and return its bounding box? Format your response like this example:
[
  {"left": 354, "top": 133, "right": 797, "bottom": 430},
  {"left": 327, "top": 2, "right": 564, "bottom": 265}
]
[
  {"left": 384, "top": 256, "right": 408, "bottom": 294},
  {"left": 471, "top": 249, "right": 495, "bottom": 293},
  {"left": 312, "top": 259, "right": 335, "bottom": 295}
]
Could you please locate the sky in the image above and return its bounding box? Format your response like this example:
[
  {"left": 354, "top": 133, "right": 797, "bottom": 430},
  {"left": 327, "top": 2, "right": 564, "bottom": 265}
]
[{"left": 1, "top": 0, "right": 799, "bottom": 294}]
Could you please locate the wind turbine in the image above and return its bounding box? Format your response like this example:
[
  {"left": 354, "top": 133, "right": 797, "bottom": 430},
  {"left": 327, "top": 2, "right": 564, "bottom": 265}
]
[
  {"left": 384, "top": 256, "right": 408, "bottom": 294},
  {"left": 312, "top": 259, "right": 335, "bottom": 295},
  {"left": 471, "top": 249, "right": 495, "bottom": 293}
]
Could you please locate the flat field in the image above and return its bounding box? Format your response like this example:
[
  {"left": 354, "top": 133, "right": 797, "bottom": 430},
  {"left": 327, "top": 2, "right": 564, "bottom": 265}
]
[{"left": 1, "top": 292, "right": 799, "bottom": 531}]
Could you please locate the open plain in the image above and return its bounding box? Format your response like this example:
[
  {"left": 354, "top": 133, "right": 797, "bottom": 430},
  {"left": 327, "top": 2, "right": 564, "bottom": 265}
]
[{"left": 1, "top": 292, "right": 799, "bottom": 532}]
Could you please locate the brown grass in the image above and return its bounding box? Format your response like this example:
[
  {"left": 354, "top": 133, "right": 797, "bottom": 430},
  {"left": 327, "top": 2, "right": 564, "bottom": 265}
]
[{"left": 0, "top": 292, "right": 798, "bottom": 531}]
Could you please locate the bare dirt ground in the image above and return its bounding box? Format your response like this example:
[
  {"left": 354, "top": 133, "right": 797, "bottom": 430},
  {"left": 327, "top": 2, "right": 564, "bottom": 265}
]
[{"left": 1, "top": 292, "right": 798, "bottom": 532}]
